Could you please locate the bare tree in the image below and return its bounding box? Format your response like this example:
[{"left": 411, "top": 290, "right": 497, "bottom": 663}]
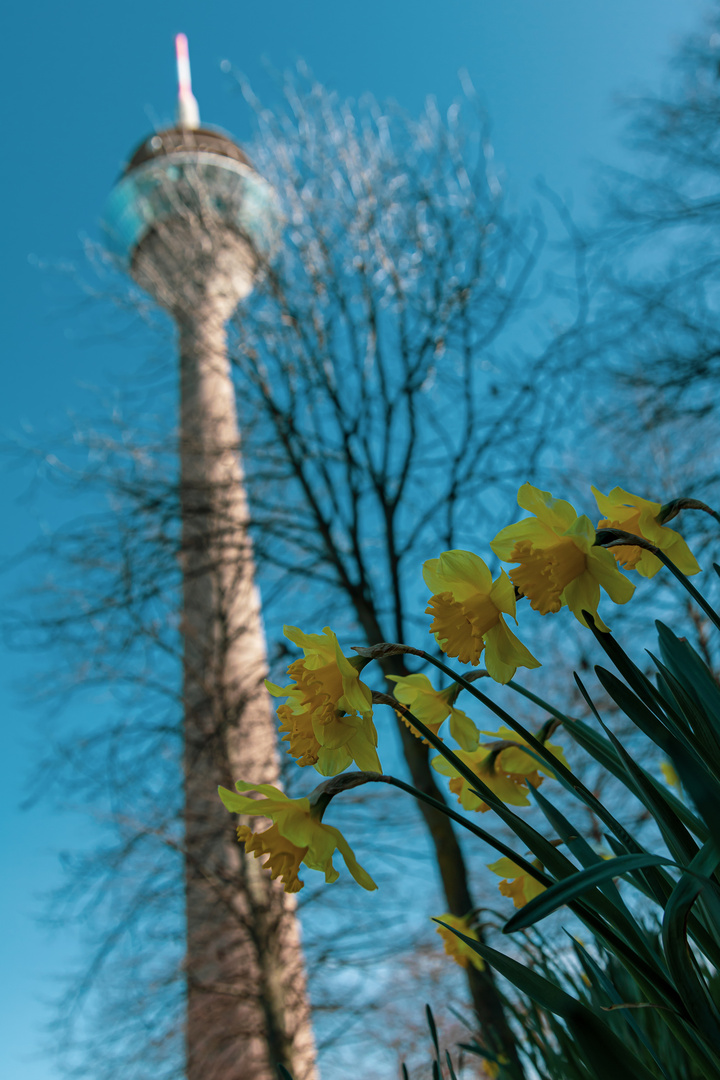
[
  {"left": 6, "top": 73, "right": 589, "bottom": 1079},
  {"left": 583, "top": 2, "right": 720, "bottom": 492}
]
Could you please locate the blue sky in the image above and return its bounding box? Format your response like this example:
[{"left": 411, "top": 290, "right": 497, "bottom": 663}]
[{"left": 0, "top": 1, "right": 711, "bottom": 1076}]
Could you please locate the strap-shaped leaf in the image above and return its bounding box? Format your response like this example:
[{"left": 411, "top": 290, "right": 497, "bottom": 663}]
[
  {"left": 583, "top": 613, "right": 685, "bottom": 725},
  {"left": 569, "top": 935, "right": 675, "bottom": 1080},
  {"left": 503, "top": 853, "right": 674, "bottom": 934},
  {"left": 652, "top": 653, "right": 720, "bottom": 769},
  {"left": 564, "top": 700, "right": 707, "bottom": 841},
  {"left": 425, "top": 1003, "right": 440, "bottom": 1062},
  {"left": 662, "top": 842, "right": 720, "bottom": 1050},
  {"left": 657, "top": 621, "right": 720, "bottom": 741},
  {"left": 594, "top": 666, "right": 698, "bottom": 759},
  {"left": 596, "top": 710, "right": 701, "bottom": 867},
  {"left": 434, "top": 925, "right": 660, "bottom": 1080},
  {"left": 530, "top": 788, "right": 659, "bottom": 967},
  {"left": 667, "top": 741, "right": 720, "bottom": 852}
]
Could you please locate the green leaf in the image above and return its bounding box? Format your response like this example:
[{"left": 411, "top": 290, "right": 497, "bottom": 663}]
[
  {"left": 653, "top": 658, "right": 720, "bottom": 755},
  {"left": 528, "top": 781, "right": 643, "bottom": 924},
  {"left": 583, "top": 614, "right": 685, "bottom": 726},
  {"left": 652, "top": 652, "right": 720, "bottom": 768},
  {"left": 445, "top": 1051, "right": 459, "bottom": 1080},
  {"left": 529, "top": 787, "right": 657, "bottom": 963},
  {"left": 594, "top": 709, "right": 700, "bottom": 868},
  {"left": 656, "top": 621, "right": 720, "bottom": 743},
  {"left": 594, "top": 666, "right": 696, "bottom": 759},
  {"left": 435, "top": 926, "right": 659, "bottom": 1080},
  {"left": 666, "top": 741, "right": 720, "bottom": 852},
  {"left": 662, "top": 841, "right": 720, "bottom": 1050},
  {"left": 425, "top": 1003, "right": 440, "bottom": 1062},
  {"left": 569, "top": 935, "right": 674, "bottom": 1080},
  {"left": 503, "top": 854, "right": 674, "bottom": 934}
]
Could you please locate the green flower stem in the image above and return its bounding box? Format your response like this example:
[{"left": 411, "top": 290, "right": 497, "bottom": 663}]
[
  {"left": 654, "top": 549, "right": 720, "bottom": 633},
  {"left": 373, "top": 690, "right": 528, "bottom": 820},
  {"left": 413, "top": 650, "right": 642, "bottom": 857},
  {"left": 376, "top": 695, "right": 681, "bottom": 1002},
  {"left": 373, "top": 772, "right": 553, "bottom": 892},
  {"left": 658, "top": 498, "right": 720, "bottom": 527}
]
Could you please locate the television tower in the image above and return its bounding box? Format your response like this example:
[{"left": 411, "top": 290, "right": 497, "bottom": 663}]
[{"left": 103, "top": 36, "right": 316, "bottom": 1080}]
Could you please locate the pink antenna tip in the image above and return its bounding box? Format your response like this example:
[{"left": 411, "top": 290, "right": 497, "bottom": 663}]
[
  {"left": 174, "top": 33, "right": 200, "bottom": 129},
  {"left": 175, "top": 33, "right": 193, "bottom": 95}
]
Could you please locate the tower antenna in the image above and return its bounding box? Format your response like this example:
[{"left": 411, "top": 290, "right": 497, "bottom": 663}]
[{"left": 175, "top": 32, "right": 200, "bottom": 129}]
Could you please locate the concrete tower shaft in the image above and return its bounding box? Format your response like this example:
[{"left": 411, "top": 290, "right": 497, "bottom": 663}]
[{"left": 105, "top": 120, "right": 316, "bottom": 1080}]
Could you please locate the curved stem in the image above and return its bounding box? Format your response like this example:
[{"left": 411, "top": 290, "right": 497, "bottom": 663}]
[{"left": 374, "top": 773, "right": 552, "bottom": 890}]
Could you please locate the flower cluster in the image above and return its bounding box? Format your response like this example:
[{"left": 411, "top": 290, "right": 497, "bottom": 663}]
[{"left": 219, "top": 481, "right": 703, "bottom": 957}]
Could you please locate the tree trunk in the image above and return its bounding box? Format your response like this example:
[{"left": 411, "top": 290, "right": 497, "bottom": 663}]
[{"left": 369, "top": 631, "right": 524, "bottom": 1080}]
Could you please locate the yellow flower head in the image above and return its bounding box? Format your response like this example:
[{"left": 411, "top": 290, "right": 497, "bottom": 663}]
[
  {"left": 487, "top": 856, "right": 546, "bottom": 909},
  {"left": 422, "top": 550, "right": 540, "bottom": 683},
  {"left": 267, "top": 626, "right": 381, "bottom": 777},
  {"left": 386, "top": 673, "right": 479, "bottom": 750},
  {"left": 660, "top": 760, "right": 681, "bottom": 789},
  {"left": 218, "top": 781, "right": 377, "bottom": 894},
  {"left": 434, "top": 913, "right": 485, "bottom": 971},
  {"left": 431, "top": 726, "right": 568, "bottom": 813},
  {"left": 490, "top": 484, "right": 635, "bottom": 630},
  {"left": 592, "top": 486, "right": 700, "bottom": 579}
]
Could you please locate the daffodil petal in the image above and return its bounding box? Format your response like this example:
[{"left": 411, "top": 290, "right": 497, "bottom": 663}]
[
  {"left": 448, "top": 707, "right": 480, "bottom": 751},
  {"left": 328, "top": 826, "right": 378, "bottom": 891},
  {"left": 483, "top": 619, "right": 540, "bottom": 684},
  {"left": 517, "top": 483, "right": 578, "bottom": 532}
]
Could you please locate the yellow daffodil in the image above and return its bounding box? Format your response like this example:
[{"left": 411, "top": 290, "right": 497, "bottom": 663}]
[
  {"left": 592, "top": 486, "right": 700, "bottom": 579},
  {"left": 431, "top": 726, "right": 568, "bottom": 812},
  {"left": 267, "top": 625, "right": 381, "bottom": 776},
  {"left": 423, "top": 549, "right": 540, "bottom": 683},
  {"left": 490, "top": 484, "right": 635, "bottom": 630},
  {"left": 218, "top": 780, "right": 377, "bottom": 894},
  {"left": 660, "top": 760, "right": 681, "bottom": 789},
  {"left": 387, "top": 673, "right": 479, "bottom": 750},
  {"left": 487, "top": 856, "right": 546, "bottom": 909},
  {"left": 434, "top": 913, "right": 486, "bottom": 971}
]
